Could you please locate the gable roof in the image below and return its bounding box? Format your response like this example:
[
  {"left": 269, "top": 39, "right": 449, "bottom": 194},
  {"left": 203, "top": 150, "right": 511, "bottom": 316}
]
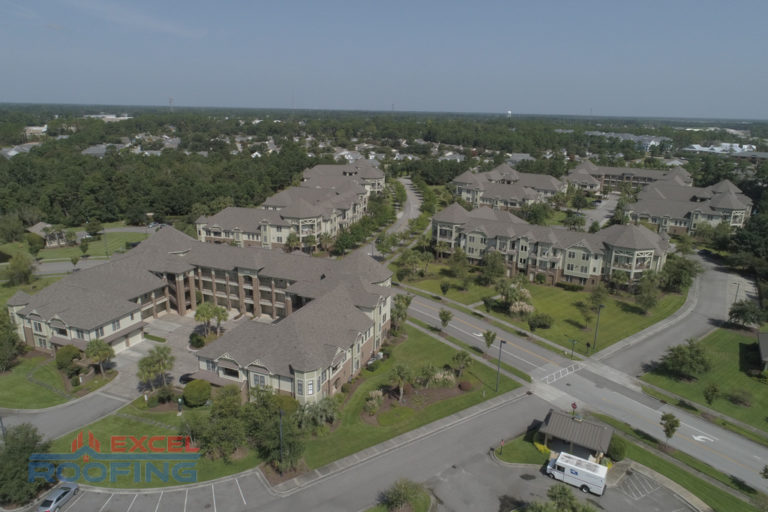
[
  {"left": 539, "top": 408, "right": 613, "bottom": 453},
  {"left": 433, "top": 203, "right": 471, "bottom": 224}
]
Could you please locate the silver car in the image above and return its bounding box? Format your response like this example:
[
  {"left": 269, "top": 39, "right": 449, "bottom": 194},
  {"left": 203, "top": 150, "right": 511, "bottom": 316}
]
[{"left": 38, "top": 483, "right": 79, "bottom": 512}]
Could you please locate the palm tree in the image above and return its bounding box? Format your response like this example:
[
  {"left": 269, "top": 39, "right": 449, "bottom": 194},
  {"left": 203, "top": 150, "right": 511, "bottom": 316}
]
[
  {"left": 452, "top": 351, "right": 472, "bottom": 378},
  {"left": 418, "top": 363, "right": 437, "bottom": 389},
  {"left": 213, "top": 306, "right": 229, "bottom": 336},
  {"left": 435, "top": 241, "right": 450, "bottom": 261},
  {"left": 285, "top": 232, "right": 301, "bottom": 252},
  {"left": 389, "top": 364, "right": 412, "bottom": 403},
  {"left": 318, "top": 232, "right": 333, "bottom": 252},
  {"left": 439, "top": 309, "right": 452, "bottom": 330},
  {"left": 483, "top": 330, "right": 497, "bottom": 354},
  {"left": 149, "top": 345, "right": 175, "bottom": 387},
  {"left": 195, "top": 302, "right": 215, "bottom": 336},
  {"left": 303, "top": 234, "right": 317, "bottom": 253},
  {"left": 85, "top": 339, "right": 114, "bottom": 375},
  {"left": 137, "top": 357, "right": 157, "bottom": 392}
]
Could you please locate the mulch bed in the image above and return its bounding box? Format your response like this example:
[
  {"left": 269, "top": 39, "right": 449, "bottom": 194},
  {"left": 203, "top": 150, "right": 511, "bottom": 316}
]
[
  {"left": 360, "top": 385, "right": 466, "bottom": 425},
  {"left": 260, "top": 460, "right": 310, "bottom": 486}
]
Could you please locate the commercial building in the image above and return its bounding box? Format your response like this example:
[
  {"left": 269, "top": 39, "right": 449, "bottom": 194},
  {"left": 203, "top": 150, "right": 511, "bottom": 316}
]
[
  {"left": 7, "top": 227, "right": 393, "bottom": 404},
  {"left": 432, "top": 203, "right": 671, "bottom": 287}
]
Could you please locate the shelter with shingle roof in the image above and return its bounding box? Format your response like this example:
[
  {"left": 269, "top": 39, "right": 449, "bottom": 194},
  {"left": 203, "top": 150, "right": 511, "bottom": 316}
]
[{"left": 539, "top": 409, "right": 614, "bottom": 458}]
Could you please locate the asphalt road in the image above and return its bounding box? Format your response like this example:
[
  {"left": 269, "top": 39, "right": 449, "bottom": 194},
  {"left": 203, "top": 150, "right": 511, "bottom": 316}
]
[
  {"left": 582, "top": 193, "right": 619, "bottom": 228},
  {"left": 385, "top": 177, "right": 421, "bottom": 236},
  {"left": 406, "top": 268, "right": 768, "bottom": 493}
]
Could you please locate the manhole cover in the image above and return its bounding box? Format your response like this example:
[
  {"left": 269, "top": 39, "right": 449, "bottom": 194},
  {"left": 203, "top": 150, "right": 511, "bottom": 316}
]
[{"left": 520, "top": 474, "right": 536, "bottom": 481}]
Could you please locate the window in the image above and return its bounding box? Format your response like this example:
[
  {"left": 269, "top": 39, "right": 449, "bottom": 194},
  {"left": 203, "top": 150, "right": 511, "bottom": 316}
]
[
  {"left": 205, "top": 360, "right": 216, "bottom": 371},
  {"left": 307, "top": 380, "right": 314, "bottom": 395},
  {"left": 96, "top": 326, "right": 104, "bottom": 337},
  {"left": 222, "top": 367, "right": 239, "bottom": 379},
  {"left": 566, "top": 263, "right": 574, "bottom": 271},
  {"left": 321, "top": 369, "right": 327, "bottom": 383},
  {"left": 112, "top": 319, "right": 120, "bottom": 331},
  {"left": 297, "top": 380, "right": 304, "bottom": 396},
  {"left": 276, "top": 236, "right": 282, "bottom": 243},
  {"left": 581, "top": 253, "right": 588, "bottom": 261},
  {"left": 130, "top": 313, "right": 135, "bottom": 321},
  {"left": 252, "top": 373, "right": 266, "bottom": 388},
  {"left": 33, "top": 321, "right": 43, "bottom": 333},
  {"left": 568, "top": 251, "right": 576, "bottom": 259},
  {"left": 36, "top": 337, "right": 47, "bottom": 348},
  {"left": 580, "top": 266, "right": 588, "bottom": 273},
  {"left": 76, "top": 329, "right": 86, "bottom": 340}
]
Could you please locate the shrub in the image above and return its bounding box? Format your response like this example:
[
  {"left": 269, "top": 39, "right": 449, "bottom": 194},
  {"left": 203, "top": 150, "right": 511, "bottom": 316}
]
[
  {"left": 556, "top": 282, "right": 584, "bottom": 292},
  {"left": 364, "top": 390, "right": 384, "bottom": 416},
  {"left": 188, "top": 332, "right": 205, "bottom": 349},
  {"left": 147, "top": 394, "right": 159, "bottom": 408},
  {"left": 341, "top": 383, "right": 351, "bottom": 394},
  {"left": 728, "top": 389, "right": 752, "bottom": 407},
  {"left": 381, "top": 479, "right": 424, "bottom": 511},
  {"left": 275, "top": 394, "right": 300, "bottom": 416},
  {"left": 433, "top": 370, "right": 455, "bottom": 388},
  {"left": 534, "top": 273, "right": 546, "bottom": 284},
  {"left": 458, "top": 380, "right": 472, "bottom": 391},
  {"left": 380, "top": 345, "right": 393, "bottom": 358},
  {"left": 55, "top": 345, "right": 81, "bottom": 371},
  {"left": 528, "top": 312, "right": 554, "bottom": 331},
  {"left": 70, "top": 375, "right": 80, "bottom": 387},
  {"left": 533, "top": 440, "right": 551, "bottom": 456},
  {"left": 183, "top": 380, "right": 211, "bottom": 407},
  {"left": 607, "top": 436, "right": 626, "bottom": 461},
  {"left": 157, "top": 385, "right": 175, "bottom": 404},
  {"left": 366, "top": 360, "right": 381, "bottom": 372}
]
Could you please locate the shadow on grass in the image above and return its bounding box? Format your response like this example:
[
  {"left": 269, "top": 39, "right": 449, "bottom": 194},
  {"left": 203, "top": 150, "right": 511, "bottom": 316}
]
[
  {"left": 738, "top": 342, "right": 761, "bottom": 375},
  {"left": 565, "top": 318, "right": 586, "bottom": 330},
  {"left": 615, "top": 300, "right": 645, "bottom": 315},
  {"left": 729, "top": 475, "right": 757, "bottom": 495}
]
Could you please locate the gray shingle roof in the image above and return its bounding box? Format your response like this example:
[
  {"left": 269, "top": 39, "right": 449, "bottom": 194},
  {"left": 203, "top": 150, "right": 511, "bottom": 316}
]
[
  {"left": 539, "top": 408, "right": 613, "bottom": 454},
  {"left": 433, "top": 203, "right": 471, "bottom": 224}
]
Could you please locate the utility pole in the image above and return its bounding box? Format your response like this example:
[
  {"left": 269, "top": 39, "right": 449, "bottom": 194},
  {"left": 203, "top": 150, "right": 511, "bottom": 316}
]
[
  {"left": 592, "top": 304, "right": 605, "bottom": 354},
  {"left": 495, "top": 340, "right": 507, "bottom": 392},
  {"left": 279, "top": 409, "right": 284, "bottom": 472}
]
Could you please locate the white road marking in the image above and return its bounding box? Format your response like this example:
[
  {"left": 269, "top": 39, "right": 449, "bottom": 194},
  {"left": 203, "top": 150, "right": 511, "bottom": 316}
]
[
  {"left": 235, "top": 478, "right": 247, "bottom": 505},
  {"left": 184, "top": 488, "right": 188, "bottom": 512},
  {"left": 97, "top": 494, "right": 113, "bottom": 512},
  {"left": 692, "top": 435, "right": 715, "bottom": 443},
  {"left": 154, "top": 491, "right": 164, "bottom": 512},
  {"left": 212, "top": 484, "right": 217, "bottom": 512},
  {"left": 62, "top": 492, "right": 83, "bottom": 511},
  {"left": 126, "top": 494, "right": 138, "bottom": 512},
  {"left": 681, "top": 421, "right": 719, "bottom": 440}
]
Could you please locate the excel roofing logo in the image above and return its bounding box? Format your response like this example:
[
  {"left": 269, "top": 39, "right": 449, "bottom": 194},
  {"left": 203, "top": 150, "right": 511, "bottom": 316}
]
[{"left": 29, "top": 430, "right": 200, "bottom": 484}]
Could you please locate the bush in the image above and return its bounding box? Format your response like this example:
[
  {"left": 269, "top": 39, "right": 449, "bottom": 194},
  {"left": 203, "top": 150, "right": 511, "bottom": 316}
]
[
  {"left": 728, "top": 389, "right": 752, "bottom": 407},
  {"left": 534, "top": 273, "right": 546, "bottom": 284},
  {"left": 183, "top": 380, "right": 211, "bottom": 407},
  {"left": 189, "top": 332, "right": 205, "bottom": 349},
  {"left": 528, "top": 312, "right": 554, "bottom": 331},
  {"left": 341, "top": 383, "right": 351, "bottom": 394},
  {"left": 275, "top": 394, "right": 300, "bottom": 416},
  {"left": 366, "top": 360, "right": 381, "bottom": 372},
  {"left": 147, "top": 394, "right": 159, "bottom": 408},
  {"left": 70, "top": 375, "right": 80, "bottom": 387},
  {"left": 458, "top": 380, "right": 472, "bottom": 391},
  {"left": 55, "top": 345, "right": 81, "bottom": 371},
  {"left": 381, "top": 346, "right": 393, "bottom": 358},
  {"left": 381, "top": 479, "right": 425, "bottom": 511},
  {"left": 556, "top": 282, "right": 584, "bottom": 292},
  {"left": 607, "top": 436, "right": 626, "bottom": 461},
  {"left": 157, "top": 385, "right": 175, "bottom": 404}
]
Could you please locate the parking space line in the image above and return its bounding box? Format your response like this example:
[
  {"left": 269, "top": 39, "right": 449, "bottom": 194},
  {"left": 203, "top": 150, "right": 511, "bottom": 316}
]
[
  {"left": 212, "top": 484, "right": 218, "bottom": 512},
  {"left": 62, "top": 492, "right": 83, "bottom": 511},
  {"left": 235, "top": 478, "right": 247, "bottom": 505},
  {"left": 126, "top": 494, "right": 138, "bottom": 512},
  {"left": 97, "top": 494, "right": 114, "bottom": 512},
  {"left": 184, "top": 488, "right": 188, "bottom": 512},
  {"left": 154, "top": 491, "right": 164, "bottom": 512}
]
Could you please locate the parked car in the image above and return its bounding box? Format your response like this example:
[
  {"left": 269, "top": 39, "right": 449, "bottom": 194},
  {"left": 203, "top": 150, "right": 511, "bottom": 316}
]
[{"left": 38, "top": 483, "right": 79, "bottom": 512}]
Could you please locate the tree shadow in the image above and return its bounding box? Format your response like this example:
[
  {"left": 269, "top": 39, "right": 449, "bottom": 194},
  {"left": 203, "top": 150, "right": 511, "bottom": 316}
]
[
  {"left": 615, "top": 300, "right": 644, "bottom": 315},
  {"left": 738, "top": 343, "right": 761, "bottom": 374},
  {"left": 729, "top": 475, "right": 757, "bottom": 495},
  {"left": 565, "top": 318, "right": 586, "bottom": 330},
  {"left": 498, "top": 495, "right": 525, "bottom": 512}
]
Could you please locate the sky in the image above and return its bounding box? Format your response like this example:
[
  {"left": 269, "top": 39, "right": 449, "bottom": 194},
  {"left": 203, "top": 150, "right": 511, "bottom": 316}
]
[{"left": 2, "top": 0, "right": 767, "bottom": 119}]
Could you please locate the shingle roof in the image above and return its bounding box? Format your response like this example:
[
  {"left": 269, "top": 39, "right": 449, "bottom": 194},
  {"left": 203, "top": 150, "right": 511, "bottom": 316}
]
[
  {"left": 597, "top": 224, "right": 670, "bottom": 252},
  {"left": 7, "top": 291, "right": 32, "bottom": 306},
  {"left": 197, "top": 207, "right": 289, "bottom": 231},
  {"left": 433, "top": 203, "right": 471, "bottom": 224},
  {"left": 539, "top": 408, "right": 613, "bottom": 453}
]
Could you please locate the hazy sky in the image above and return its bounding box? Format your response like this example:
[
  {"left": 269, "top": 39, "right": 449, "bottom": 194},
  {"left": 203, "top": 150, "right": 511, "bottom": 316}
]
[{"left": 2, "top": 0, "right": 767, "bottom": 119}]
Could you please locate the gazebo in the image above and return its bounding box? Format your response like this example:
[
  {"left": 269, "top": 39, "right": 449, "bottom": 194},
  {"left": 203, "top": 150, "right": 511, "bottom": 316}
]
[{"left": 539, "top": 408, "right": 613, "bottom": 461}]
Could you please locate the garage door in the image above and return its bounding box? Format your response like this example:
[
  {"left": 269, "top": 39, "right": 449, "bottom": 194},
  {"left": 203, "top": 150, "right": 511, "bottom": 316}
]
[{"left": 111, "top": 338, "right": 127, "bottom": 353}]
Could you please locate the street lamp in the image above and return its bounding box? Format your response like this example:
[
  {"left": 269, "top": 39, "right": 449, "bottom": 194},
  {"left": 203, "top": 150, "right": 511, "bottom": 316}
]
[
  {"left": 495, "top": 340, "right": 507, "bottom": 392},
  {"left": 592, "top": 304, "right": 605, "bottom": 354},
  {"left": 569, "top": 339, "right": 577, "bottom": 360},
  {"left": 733, "top": 282, "right": 741, "bottom": 303}
]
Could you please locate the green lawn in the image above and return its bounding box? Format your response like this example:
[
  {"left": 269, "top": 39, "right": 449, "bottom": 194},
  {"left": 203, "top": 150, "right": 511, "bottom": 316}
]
[
  {"left": 366, "top": 486, "right": 431, "bottom": 512},
  {"left": 48, "top": 400, "right": 260, "bottom": 489},
  {"left": 38, "top": 232, "right": 148, "bottom": 260},
  {"left": 642, "top": 329, "right": 768, "bottom": 434},
  {"left": 303, "top": 325, "right": 520, "bottom": 468},
  {"left": 485, "top": 284, "right": 686, "bottom": 355},
  {"left": 0, "top": 241, "right": 29, "bottom": 260},
  {"left": 400, "top": 264, "right": 495, "bottom": 305},
  {"left": 0, "top": 275, "right": 63, "bottom": 308},
  {"left": 0, "top": 355, "right": 69, "bottom": 409},
  {"left": 495, "top": 431, "right": 549, "bottom": 465}
]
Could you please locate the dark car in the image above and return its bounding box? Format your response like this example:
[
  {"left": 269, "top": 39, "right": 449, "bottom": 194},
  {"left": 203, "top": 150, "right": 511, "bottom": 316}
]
[{"left": 38, "top": 483, "right": 79, "bottom": 512}]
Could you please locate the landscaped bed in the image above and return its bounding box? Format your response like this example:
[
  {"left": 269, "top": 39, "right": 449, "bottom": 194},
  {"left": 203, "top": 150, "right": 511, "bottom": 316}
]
[{"left": 641, "top": 328, "right": 768, "bottom": 434}]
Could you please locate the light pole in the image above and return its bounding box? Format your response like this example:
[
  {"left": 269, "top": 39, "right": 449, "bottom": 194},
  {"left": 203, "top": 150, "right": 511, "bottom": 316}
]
[
  {"left": 569, "top": 339, "right": 577, "bottom": 360},
  {"left": 495, "top": 339, "right": 507, "bottom": 392},
  {"left": 0, "top": 415, "right": 6, "bottom": 443},
  {"left": 592, "top": 304, "right": 605, "bottom": 354},
  {"left": 733, "top": 282, "right": 741, "bottom": 303}
]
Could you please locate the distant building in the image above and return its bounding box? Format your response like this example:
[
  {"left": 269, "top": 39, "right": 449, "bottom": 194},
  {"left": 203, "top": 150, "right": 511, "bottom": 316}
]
[
  {"left": 26, "top": 222, "right": 66, "bottom": 248},
  {"left": 196, "top": 162, "right": 384, "bottom": 249},
  {"left": 452, "top": 164, "right": 566, "bottom": 209},
  {"left": 566, "top": 160, "right": 692, "bottom": 193}
]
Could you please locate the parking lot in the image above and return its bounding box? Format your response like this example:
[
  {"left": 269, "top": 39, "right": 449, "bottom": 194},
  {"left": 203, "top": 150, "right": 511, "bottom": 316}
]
[{"left": 61, "top": 473, "right": 268, "bottom": 512}]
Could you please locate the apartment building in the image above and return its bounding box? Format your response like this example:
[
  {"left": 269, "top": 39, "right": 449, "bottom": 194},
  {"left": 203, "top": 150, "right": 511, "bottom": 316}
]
[
  {"left": 196, "top": 162, "right": 383, "bottom": 249},
  {"left": 629, "top": 179, "right": 752, "bottom": 235},
  {"left": 452, "top": 164, "right": 566, "bottom": 209},
  {"left": 432, "top": 203, "right": 670, "bottom": 287},
  {"left": 566, "top": 160, "right": 693, "bottom": 193},
  {"left": 7, "top": 227, "right": 394, "bottom": 404}
]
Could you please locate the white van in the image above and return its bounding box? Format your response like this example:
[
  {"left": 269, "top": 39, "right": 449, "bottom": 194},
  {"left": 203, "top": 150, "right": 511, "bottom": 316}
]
[{"left": 546, "top": 452, "right": 607, "bottom": 496}]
